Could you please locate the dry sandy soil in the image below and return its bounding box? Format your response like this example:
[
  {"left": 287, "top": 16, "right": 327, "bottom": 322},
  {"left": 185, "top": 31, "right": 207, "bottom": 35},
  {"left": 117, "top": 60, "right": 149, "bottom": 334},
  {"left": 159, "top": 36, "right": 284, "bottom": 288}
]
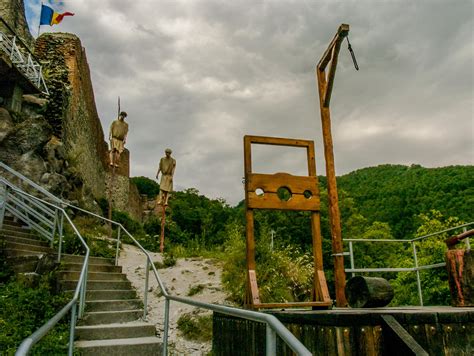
[{"left": 119, "top": 243, "right": 229, "bottom": 355}]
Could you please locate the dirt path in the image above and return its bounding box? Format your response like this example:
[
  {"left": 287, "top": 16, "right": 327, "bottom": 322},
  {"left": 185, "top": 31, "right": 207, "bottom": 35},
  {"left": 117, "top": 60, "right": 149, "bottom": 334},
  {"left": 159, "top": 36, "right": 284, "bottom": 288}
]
[{"left": 119, "top": 243, "right": 229, "bottom": 355}]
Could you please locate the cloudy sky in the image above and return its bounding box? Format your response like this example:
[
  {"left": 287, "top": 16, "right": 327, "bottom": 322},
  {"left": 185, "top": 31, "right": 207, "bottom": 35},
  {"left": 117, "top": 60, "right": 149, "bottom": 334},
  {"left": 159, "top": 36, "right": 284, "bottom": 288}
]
[{"left": 25, "top": 0, "right": 473, "bottom": 205}]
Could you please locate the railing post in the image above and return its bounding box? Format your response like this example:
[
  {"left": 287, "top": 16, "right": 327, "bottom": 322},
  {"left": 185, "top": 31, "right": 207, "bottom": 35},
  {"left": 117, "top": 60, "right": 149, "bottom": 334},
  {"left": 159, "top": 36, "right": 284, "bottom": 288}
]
[
  {"left": 411, "top": 241, "right": 423, "bottom": 306},
  {"left": 115, "top": 226, "right": 121, "bottom": 266},
  {"left": 57, "top": 213, "right": 64, "bottom": 263},
  {"left": 163, "top": 298, "right": 170, "bottom": 356},
  {"left": 266, "top": 324, "right": 277, "bottom": 356},
  {"left": 349, "top": 241, "right": 355, "bottom": 278},
  {"left": 10, "top": 36, "right": 16, "bottom": 60},
  {"left": 144, "top": 258, "right": 150, "bottom": 319},
  {"left": 68, "top": 302, "right": 77, "bottom": 356},
  {"left": 0, "top": 183, "right": 6, "bottom": 230},
  {"left": 463, "top": 227, "right": 471, "bottom": 250},
  {"left": 50, "top": 209, "right": 58, "bottom": 249}
]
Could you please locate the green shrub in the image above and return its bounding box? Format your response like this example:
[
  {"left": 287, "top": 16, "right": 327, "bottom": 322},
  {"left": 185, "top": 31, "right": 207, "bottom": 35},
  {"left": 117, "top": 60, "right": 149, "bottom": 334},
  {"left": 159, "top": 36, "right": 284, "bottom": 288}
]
[
  {"left": 0, "top": 274, "right": 70, "bottom": 354},
  {"left": 151, "top": 253, "right": 177, "bottom": 269},
  {"left": 177, "top": 313, "right": 212, "bottom": 341}
]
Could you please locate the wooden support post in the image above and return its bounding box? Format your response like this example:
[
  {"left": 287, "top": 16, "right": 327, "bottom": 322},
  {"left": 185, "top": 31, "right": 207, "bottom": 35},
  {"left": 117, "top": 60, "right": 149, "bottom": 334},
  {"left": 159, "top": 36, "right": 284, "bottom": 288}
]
[
  {"left": 160, "top": 203, "right": 166, "bottom": 253},
  {"left": 316, "top": 24, "right": 350, "bottom": 307}
]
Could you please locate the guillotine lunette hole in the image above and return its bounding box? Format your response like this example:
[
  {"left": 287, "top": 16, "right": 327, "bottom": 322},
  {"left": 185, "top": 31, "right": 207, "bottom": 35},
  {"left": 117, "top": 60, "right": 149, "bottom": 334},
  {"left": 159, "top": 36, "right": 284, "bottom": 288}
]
[
  {"left": 277, "top": 186, "right": 292, "bottom": 201},
  {"left": 304, "top": 190, "right": 313, "bottom": 199},
  {"left": 255, "top": 188, "right": 265, "bottom": 197}
]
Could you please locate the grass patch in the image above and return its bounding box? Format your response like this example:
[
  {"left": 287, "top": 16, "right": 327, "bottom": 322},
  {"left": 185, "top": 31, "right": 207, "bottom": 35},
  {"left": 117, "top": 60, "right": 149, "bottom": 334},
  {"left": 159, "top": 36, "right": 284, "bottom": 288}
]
[
  {"left": 187, "top": 284, "right": 205, "bottom": 296},
  {"left": 177, "top": 313, "right": 212, "bottom": 342},
  {"left": 151, "top": 254, "right": 177, "bottom": 269}
]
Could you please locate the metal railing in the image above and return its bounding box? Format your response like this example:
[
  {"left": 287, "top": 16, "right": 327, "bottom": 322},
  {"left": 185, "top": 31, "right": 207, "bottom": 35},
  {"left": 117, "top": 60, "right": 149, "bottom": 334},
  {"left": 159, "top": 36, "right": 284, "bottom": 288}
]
[
  {"left": 344, "top": 222, "right": 473, "bottom": 306},
  {"left": 0, "top": 171, "right": 89, "bottom": 355},
  {"left": 0, "top": 16, "right": 49, "bottom": 95},
  {"left": 1, "top": 161, "right": 310, "bottom": 355},
  {"left": 63, "top": 202, "right": 312, "bottom": 356}
]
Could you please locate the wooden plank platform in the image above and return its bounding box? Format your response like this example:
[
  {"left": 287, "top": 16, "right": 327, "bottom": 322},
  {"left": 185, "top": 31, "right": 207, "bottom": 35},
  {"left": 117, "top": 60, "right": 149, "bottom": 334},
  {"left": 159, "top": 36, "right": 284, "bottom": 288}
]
[{"left": 213, "top": 306, "right": 474, "bottom": 355}]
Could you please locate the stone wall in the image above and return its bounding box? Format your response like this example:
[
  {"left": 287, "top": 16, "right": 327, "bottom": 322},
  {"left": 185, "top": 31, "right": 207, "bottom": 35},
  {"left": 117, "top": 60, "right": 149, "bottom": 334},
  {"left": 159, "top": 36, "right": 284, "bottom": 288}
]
[{"left": 35, "top": 33, "right": 108, "bottom": 202}]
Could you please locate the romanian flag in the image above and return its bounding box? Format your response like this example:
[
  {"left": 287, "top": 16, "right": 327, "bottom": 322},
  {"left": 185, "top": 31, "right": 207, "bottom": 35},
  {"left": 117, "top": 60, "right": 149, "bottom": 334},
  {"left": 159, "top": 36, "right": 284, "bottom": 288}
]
[{"left": 39, "top": 4, "right": 74, "bottom": 26}]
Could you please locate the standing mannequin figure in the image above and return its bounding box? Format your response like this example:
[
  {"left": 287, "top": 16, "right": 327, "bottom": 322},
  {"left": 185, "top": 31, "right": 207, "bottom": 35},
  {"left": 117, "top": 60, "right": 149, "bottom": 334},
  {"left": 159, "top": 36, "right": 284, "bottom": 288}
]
[
  {"left": 109, "top": 111, "right": 128, "bottom": 168},
  {"left": 156, "top": 148, "right": 176, "bottom": 205}
]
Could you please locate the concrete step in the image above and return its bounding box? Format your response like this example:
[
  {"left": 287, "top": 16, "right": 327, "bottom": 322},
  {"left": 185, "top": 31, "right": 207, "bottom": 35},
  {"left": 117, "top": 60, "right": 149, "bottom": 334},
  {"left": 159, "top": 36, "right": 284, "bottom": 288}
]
[
  {"left": 2, "top": 218, "right": 24, "bottom": 227},
  {"left": 60, "top": 262, "right": 122, "bottom": 273},
  {"left": 7, "top": 255, "right": 40, "bottom": 273},
  {"left": 82, "top": 290, "right": 138, "bottom": 301},
  {"left": 86, "top": 299, "right": 143, "bottom": 312},
  {"left": 75, "top": 336, "right": 162, "bottom": 355},
  {"left": 60, "top": 280, "right": 132, "bottom": 290},
  {"left": 75, "top": 322, "right": 155, "bottom": 340},
  {"left": 0, "top": 225, "right": 36, "bottom": 238},
  {"left": 4, "top": 248, "right": 48, "bottom": 257},
  {"left": 3, "top": 241, "right": 53, "bottom": 253},
  {"left": 60, "top": 254, "right": 114, "bottom": 265},
  {"left": 1, "top": 235, "right": 50, "bottom": 247},
  {"left": 79, "top": 309, "right": 143, "bottom": 325},
  {"left": 58, "top": 271, "right": 127, "bottom": 281}
]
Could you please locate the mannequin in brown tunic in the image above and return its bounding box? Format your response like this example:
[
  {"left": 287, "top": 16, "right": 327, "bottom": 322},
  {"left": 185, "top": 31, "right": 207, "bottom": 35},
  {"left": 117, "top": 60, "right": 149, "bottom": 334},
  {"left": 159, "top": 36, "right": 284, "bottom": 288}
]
[
  {"left": 109, "top": 111, "right": 128, "bottom": 167},
  {"left": 156, "top": 148, "right": 176, "bottom": 205}
]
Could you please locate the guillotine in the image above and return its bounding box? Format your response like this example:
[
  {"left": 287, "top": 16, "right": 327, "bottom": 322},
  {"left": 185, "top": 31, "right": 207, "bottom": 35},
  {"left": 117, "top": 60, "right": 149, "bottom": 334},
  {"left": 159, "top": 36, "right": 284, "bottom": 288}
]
[{"left": 243, "top": 135, "right": 332, "bottom": 309}]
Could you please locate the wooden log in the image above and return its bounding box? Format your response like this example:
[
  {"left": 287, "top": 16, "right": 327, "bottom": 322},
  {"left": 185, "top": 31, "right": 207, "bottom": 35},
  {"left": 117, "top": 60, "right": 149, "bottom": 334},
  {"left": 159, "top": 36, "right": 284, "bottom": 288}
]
[
  {"left": 346, "top": 276, "right": 394, "bottom": 308},
  {"left": 445, "top": 249, "right": 473, "bottom": 307}
]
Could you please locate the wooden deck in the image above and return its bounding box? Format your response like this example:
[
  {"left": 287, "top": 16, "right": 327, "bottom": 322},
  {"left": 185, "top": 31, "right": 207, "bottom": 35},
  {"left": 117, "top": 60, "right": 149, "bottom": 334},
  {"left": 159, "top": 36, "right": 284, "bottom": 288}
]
[{"left": 213, "top": 306, "right": 473, "bottom": 355}]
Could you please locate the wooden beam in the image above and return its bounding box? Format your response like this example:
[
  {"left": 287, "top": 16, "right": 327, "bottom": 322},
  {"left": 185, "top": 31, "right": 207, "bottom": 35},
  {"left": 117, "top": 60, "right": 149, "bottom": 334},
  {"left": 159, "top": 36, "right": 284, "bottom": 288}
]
[
  {"left": 381, "top": 315, "right": 429, "bottom": 355},
  {"left": 323, "top": 38, "right": 343, "bottom": 108},
  {"left": 315, "top": 26, "right": 349, "bottom": 308},
  {"left": 317, "top": 24, "right": 349, "bottom": 71}
]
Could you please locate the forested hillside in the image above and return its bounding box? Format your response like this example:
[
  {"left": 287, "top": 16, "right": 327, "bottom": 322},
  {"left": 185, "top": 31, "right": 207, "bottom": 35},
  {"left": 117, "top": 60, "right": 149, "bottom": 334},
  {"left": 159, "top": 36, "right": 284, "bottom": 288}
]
[{"left": 334, "top": 164, "right": 474, "bottom": 238}]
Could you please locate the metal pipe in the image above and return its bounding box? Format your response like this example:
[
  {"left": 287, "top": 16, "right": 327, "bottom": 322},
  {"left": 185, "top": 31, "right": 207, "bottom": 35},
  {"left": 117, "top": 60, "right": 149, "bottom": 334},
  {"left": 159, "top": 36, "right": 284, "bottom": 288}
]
[
  {"left": 115, "top": 226, "right": 121, "bottom": 266},
  {"left": 144, "top": 258, "right": 150, "bottom": 319},
  {"left": 57, "top": 213, "right": 64, "bottom": 263},
  {"left": 163, "top": 298, "right": 170, "bottom": 356},
  {"left": 349, "top": 241, "right": 355, "bottom": 278},
  {"left": 266, "top": 324, "right": 277, "bottom": 356},
  {"left": 68, "top": 303, "right": 77, "bottom": 356},
  {"left": 412, "top": 242, "right": 423, "bottom": 306},
  {"left": 0, "top": 183, "right": 6, "bottom": 230}
]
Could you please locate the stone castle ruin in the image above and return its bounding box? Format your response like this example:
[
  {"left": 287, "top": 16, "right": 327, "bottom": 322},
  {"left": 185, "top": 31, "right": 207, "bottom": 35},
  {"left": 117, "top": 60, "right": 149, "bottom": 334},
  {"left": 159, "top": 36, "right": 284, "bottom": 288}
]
[{"left": 0, "top": 0, "right": 142, "bottom": 220}]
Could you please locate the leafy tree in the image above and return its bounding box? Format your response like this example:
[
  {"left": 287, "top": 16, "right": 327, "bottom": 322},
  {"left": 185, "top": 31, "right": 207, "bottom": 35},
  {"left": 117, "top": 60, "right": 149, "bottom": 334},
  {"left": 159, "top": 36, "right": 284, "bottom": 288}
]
[
  {"left": 390, "top": 210, "right": 463, "bottom": 306},
  {"left": 131, "top": 176, "right": 160, "bottom": 198}
]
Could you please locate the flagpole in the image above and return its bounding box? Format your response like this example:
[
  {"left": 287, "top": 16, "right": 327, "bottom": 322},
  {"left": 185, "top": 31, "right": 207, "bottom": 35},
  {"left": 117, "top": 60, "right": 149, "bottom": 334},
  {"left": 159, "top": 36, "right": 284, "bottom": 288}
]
[{"left": 38, "top": 2, "right": 43, "bottom": 37}]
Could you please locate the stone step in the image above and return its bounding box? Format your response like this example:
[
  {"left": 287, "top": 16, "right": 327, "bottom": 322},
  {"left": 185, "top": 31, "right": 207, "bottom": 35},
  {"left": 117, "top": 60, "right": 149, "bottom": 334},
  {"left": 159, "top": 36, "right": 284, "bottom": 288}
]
[
  {"left": 4, "top": 248, "right": 48, "bottom": 258},
  {"left": 2, "top": 217, "right": 24, "bottom": 227},
  {"left": 79, "top": 309, "right": 143, "bottom": 325},
  {"left": 60, "top": 262, "right": 122, "bottom": 273},
  {"left": 82, "top": 290, "right": 138, "bottom": 301},
  {"left": 1, "top": 234, "right": 50, "bottom": 247},
  {"left": 1, "top": 225, "right": 33, "bottom": 234},
  {"left": 75, "top": 322, "right": 155, "bottom": 340},
  {"left": 1, "top": 229, "right": 38, "bottom": 241},
  {"left": 60, "top": 254, "right": 114, "bottom": 265},
  {"left": 6, "top": 255, "right": 40, "bottom": 273},
  {"left": 3, "top": 241, "right": 53, "bottom": 253},
  {"left": 86, "top": 299, "right": 143, "bottom": 312},
  {"left": 58, "top": 271, "right": 127, "bottom": 281},
  {"left": 75, "top": 336, "right": 162, "bottom": 356},
  {"left": 60, "top": 280, "right": 132, "bottom": 290}
]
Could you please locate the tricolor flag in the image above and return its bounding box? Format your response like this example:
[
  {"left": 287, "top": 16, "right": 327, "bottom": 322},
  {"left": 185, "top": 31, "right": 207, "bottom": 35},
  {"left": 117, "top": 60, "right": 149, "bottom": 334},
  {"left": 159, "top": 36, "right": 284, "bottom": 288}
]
[{"left": 39, "top": 4, "right": 74, "bottom": 26}]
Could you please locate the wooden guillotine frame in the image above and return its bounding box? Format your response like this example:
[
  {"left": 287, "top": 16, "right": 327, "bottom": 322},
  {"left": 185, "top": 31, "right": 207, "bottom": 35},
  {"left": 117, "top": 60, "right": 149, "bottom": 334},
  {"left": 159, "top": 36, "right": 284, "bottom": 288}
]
[{"left": 243, "top": 135, "right": 332, "bottom": 309}]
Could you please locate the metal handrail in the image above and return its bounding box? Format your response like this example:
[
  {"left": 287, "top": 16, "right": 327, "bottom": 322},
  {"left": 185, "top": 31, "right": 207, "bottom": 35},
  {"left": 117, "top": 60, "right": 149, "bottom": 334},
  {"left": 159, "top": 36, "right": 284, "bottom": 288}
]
[
  {"left": 0, "top": 16, "right": 49, "bottom": 94},
  {"left": 8, "top": 187, "right": 90, "bottom": 356},
  {"left": 61, "top": 202, "right": 312, "bottom": 355},
  {"left": 0, "top": 162, "right": 61, "bottom": 204},
  {"left": 344, "top": 222, "right": 473, "bottom": 306}
]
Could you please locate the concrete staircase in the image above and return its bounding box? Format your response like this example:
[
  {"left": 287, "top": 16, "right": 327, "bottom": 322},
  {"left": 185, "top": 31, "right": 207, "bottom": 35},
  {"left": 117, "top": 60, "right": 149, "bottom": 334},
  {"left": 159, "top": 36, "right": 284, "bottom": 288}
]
[{"left": 1, "top": 216, "right": 162, "bottom": 355}]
